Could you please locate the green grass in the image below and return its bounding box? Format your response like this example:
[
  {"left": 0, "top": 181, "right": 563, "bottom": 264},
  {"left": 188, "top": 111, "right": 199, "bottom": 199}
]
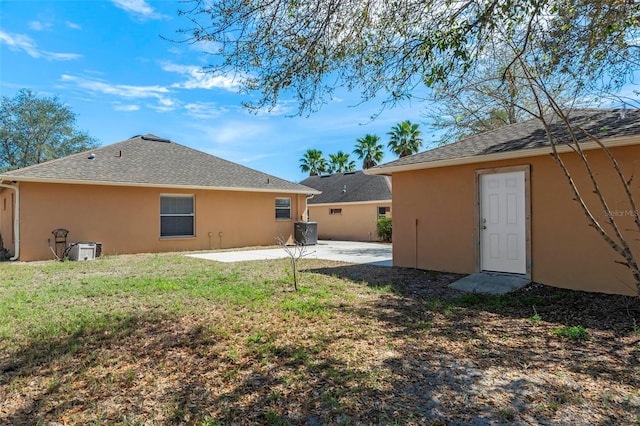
[
  {"left": 552, "top": 325, "right": 590, "bottom": 341},
  {"left": 1, "top": 252, "right": 639, "bottom": 425},
  {"left": 0, "top": 254, "right": 284, "bottom": 351},
  {"left": 528, "top": 306, "right": 542, "bottom": 323}
]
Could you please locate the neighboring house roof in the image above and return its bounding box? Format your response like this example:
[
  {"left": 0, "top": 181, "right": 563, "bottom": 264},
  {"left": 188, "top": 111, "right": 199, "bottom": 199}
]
[
  {"left": 300, "top": 171, "right": 391, "bottom": 204},
  {"left": 367, "top": 109, "right": 640, "bottom": 174},
  {"left": 0, "top": 134, "right": 319, "bottom": 194}
]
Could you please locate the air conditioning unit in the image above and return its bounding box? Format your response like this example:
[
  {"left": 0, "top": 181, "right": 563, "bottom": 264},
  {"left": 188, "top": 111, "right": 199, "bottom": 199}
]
[
  {"left": 68, "top": 243, "right": 97, "bottom": 261},
  {"left": 294, "top": 221, "right": 318, "bottom": 245}
]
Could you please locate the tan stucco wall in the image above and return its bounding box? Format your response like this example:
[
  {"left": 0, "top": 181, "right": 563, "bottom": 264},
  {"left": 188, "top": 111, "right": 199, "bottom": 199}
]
[
  {"left": 308, "top": 202, "right": 391, "bottom": 241},
  {"left": 392, "top": 144, "right": 640, "bottom": 296},
  {"left": 14, "top": 182, "right": 307, "bottom": 261}
]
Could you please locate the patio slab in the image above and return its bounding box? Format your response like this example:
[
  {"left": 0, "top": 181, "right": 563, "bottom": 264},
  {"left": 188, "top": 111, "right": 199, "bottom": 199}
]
[
  {"left": 187, "top": 240, "right": 392, "bottom": 266},
  {"left": 449, "top": 272, "right": 530, "bottom": 295}
]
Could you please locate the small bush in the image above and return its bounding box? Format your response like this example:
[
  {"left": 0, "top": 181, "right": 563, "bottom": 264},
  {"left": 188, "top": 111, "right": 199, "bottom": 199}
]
[
  {"left": 552, "top": 325, "right": 589, "bottom": 341},
  {"left": 376, "top": 216, "right": 392, "bottom": 242}
]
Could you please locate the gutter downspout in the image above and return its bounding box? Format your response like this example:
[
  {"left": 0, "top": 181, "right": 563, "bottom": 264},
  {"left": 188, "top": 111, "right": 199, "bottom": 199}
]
[
  {"left": 0, "top": 182, "right": 19, "bottom": 261},
  {"left": 304, "top": 194, "right": 315, "bottom": 221}
]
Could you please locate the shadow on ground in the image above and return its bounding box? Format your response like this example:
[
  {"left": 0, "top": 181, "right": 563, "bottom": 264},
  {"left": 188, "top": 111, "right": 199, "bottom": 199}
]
[
  {"left": 306, "top": 264, "right": 640, "bottom": 333},
  {"left": 2, "top": 263, "right": 640, "bottom": 424}
]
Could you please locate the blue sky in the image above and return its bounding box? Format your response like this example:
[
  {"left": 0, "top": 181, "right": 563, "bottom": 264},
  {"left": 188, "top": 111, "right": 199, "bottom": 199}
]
[{"left": 0, "top": 0, "right": 435, "bottom": 182}]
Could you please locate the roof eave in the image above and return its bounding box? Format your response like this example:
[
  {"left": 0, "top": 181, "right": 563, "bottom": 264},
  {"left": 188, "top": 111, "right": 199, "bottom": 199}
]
[
  {"left": 0, "top": 176, "right": 321, "bottom": 195},
  {"left": 365, "top": 134, "right": 640, "bottom": 175}
]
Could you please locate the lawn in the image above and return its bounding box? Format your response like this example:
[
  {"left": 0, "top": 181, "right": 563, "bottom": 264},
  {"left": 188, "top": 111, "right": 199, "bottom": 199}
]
[{"left": 1, "top": 253, "right": 639, "bottom": 425}]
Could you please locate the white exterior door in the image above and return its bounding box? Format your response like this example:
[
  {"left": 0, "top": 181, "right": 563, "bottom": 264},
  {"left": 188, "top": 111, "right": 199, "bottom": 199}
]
[{"left": 479, "top": 171, "right": 526, "bottom": 274}]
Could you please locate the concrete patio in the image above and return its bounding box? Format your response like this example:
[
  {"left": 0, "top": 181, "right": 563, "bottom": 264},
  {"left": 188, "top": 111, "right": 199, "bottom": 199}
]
[{"left": 187, "top": 240, "right": 392, "bottom": 266}]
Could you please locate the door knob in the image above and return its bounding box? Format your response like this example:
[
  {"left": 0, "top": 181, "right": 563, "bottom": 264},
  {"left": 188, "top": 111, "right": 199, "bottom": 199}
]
[{"left": 481, "top": 225, "right": 487, "bottom": 230}]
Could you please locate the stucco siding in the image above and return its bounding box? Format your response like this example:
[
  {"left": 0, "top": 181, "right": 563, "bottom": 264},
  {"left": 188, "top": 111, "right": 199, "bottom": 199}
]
[
  {"left": 17, "top": 182, "right": 305, "bottom": 261},
  {"left": 308, "top": 202, "right": 391, "bottom": 241},
  {"left": 392, "top": 144, "right": 640, "bottom": 295},
  {"left": 393, "top": 167, "right": 477, "bottom": 273}
]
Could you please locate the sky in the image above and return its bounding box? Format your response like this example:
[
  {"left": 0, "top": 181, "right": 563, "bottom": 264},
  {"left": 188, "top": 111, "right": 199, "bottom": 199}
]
[{"left": 0, "top": 0, "right": 436, "bottom": 183}]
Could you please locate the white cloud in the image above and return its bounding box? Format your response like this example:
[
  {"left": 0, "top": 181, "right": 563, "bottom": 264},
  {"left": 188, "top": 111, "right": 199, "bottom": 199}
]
[
  {"left": 161, "top": 62, "right": 243, "bottom": 91},
  {"left": 66, "top": 21, "right": 82, "bottom": 30},
  {"left": 61, "top": 74, "right": 177, "bottom": 112},
  {"left": 238, "top": 153, "right": 275, "bottom": 163},
  {"left": 148, "top": 97, "right": 177, "bottom": 112},
  {"left": 209, "top": 122, "right": 270, "bottom": 145},
  {"left": 148, "top": 104, "right": 175, "bottom": 112},
  {"left": 184, "top": 121, "right": 272, "bottom": 149},
  {"left": 251, "top": 100, "right": 296, "bottom": 117},
  {"left": 114, "top": 104, "right": 140, "bottom": 111},
  {"left": 0, "top": 30, "right": 82, "bottom": 61},
  {"left": 110, "top": 0, "right": 166, "bottom": 20},
  {"left": 28, "top": 20, "right": 52, "bottom": 31},
  {"left": 61, "top": 74, "right": 170, "bottom": 98},
  {"left": 189, "top": 39, "right": 221, "bottom": 54},
  {"left": 184, "top": 102, "right": 227, "bottom": 119}
]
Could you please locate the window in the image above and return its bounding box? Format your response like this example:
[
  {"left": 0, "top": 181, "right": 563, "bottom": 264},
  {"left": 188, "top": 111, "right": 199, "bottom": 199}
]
[
  {"left": 329, "top": 208, "right": 342, "bottom": 215},
  {"left": 275, "top": 197, "right": 291, "bottom": 220},
  {"left": 378, "top": 206, "right": 391, "bottom": 217},
  {"left": 160, "top": 195, "right": 195, "bottom": 237}
]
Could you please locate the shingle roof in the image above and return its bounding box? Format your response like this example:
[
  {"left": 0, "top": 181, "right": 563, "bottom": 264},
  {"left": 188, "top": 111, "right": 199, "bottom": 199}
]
[
  {"left": 0, "top": 134, "right": 319, "bottom": 194},
  {"left": 300, "top": 171, "right": 391, "bottom": 204},
  {"left": 371, "top": 109, "right": 640, "bottom": 171}
]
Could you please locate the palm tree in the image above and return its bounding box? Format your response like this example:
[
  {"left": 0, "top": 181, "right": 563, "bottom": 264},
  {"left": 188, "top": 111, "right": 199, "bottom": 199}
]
[
  {"left": 387, "top": 120, "right": 424, "bottom": 158},
  {"left": 353, "top": 134, "right": 384, "bottom": 169},
  {"left": 299, "top": 149, "right": 328, "bottom": 176},
  {"left": 328, "top": 150, "right": 356, "bottom": 173}
]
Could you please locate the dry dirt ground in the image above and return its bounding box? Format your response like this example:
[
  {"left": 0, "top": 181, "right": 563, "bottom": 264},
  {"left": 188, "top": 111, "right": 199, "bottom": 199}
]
[{"left": 1, "top": 259, "right": 639, "bottom": 425}]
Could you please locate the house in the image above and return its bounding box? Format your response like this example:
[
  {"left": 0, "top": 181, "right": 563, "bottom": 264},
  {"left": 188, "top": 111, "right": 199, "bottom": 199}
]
[
  {"left": 300, "top": 171, "right": 392, "bottom": 241},
  {"left": 365, "top": 109, "right": 640, "bottom": 296},
  {"left": 0, "top": 134, "right": 319, "bottom": 261}
]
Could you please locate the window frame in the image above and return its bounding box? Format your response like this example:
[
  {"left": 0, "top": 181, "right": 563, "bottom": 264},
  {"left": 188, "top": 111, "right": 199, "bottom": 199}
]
[
  {"left": 377, "top": 206, "right": 391, "bottom": 217},
  {"left": 329, "top": 208, "right": 343, "bottom": 215},
  {"left": 275, "top": 197, "right": 292, "bottom": 220},
  {"left": 160, "top": 194, "right": 195, "bottom": 238}
]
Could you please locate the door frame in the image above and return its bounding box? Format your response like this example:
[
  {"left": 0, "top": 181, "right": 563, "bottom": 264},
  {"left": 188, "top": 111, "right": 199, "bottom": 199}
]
[{"left": 474, "top": 164, "right": 531, "bottom": 279}]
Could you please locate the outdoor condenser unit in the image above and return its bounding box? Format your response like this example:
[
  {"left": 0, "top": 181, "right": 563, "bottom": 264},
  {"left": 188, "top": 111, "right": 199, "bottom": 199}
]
[
  {"left": 294, "top": 221, "right": 318, "bottom": 245},
  {"left": 68, "top": 243, "right": 97, "bottom": 261}
]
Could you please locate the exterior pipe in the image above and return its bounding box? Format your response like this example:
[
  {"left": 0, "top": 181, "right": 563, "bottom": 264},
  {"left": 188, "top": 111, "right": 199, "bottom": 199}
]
[
  {"left": 305, "top": 194, "right": 315, "bottom": 221},
  {"left": 0, "top": 182, "right": 19, "bottom": 260}
]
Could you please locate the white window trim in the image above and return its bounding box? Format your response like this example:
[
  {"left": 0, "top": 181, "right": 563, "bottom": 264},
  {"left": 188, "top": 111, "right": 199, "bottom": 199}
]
[
  {"left": 160, "top": 194, "right": 195, "bottom": 238},
  {"left": 275, "top": 197, "right": 292, "bottom": 220}
]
